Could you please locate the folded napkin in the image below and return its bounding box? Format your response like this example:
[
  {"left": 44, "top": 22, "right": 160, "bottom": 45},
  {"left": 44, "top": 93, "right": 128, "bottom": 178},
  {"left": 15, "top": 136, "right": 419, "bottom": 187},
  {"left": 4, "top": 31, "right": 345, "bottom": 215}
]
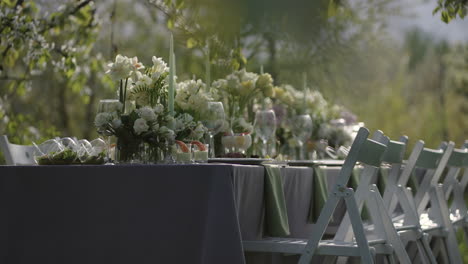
[
  {"left": 308, "top": 166, "right": 362, "bottom": 223},
  {"left": 262, "top": 164, "right": 290, "bottom": 237},
  {"left": 308, "top": 166, "right": 329, "bottom": 223}
]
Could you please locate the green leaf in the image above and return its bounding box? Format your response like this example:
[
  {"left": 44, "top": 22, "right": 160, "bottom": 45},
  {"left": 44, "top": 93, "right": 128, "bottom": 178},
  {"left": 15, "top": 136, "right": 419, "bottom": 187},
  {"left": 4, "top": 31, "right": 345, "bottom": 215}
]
[
  {"left": 328, "top": 0, "right": 339, "bottom": 17},
  {"left": 441, "top": 11, "right": 451, "bottom": 23},
  {"left": 5, "top": 48, "right": 19, "bottom": 67},
  {"left": 167, "top": 18, "right": 174, "bottom": 29},
  {"left": 2, "top": 0, "right": 15, "bottom": 7},
  {"left": 176, "top": 0, "right": 184, "bottom": 9},
  {"left": 186, "top": 37, "right": 197, "bottom": 48}
]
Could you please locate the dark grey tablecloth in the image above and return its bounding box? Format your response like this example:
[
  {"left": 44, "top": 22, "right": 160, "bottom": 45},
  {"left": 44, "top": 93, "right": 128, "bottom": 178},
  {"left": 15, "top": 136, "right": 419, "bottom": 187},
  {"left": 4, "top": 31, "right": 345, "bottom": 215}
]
[{"left": 0, "top": 165, "right": 245, "bottom": 264}]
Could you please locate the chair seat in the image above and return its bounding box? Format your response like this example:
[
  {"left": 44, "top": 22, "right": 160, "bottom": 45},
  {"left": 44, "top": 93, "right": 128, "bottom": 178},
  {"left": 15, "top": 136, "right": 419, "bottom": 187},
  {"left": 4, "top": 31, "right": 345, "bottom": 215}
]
[{"left": 243, "top": 237, "right": 391, "bottom": 257}]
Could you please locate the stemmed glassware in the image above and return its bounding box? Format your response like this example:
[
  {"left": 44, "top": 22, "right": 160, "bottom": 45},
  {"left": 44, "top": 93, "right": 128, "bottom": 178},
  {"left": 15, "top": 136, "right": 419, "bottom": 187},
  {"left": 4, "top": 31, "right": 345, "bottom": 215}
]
[
  {"left": 291, "top": 114, "right": 313, "bottom": 160},
  {"left": 201, "top": 102, "right": 225, "bottom": 158},
  {"left": 254, "top": 109, "right": 276, "bottom": 158},
  {"left": 97, "top": 99, "right": 120, "bottom": 164}
]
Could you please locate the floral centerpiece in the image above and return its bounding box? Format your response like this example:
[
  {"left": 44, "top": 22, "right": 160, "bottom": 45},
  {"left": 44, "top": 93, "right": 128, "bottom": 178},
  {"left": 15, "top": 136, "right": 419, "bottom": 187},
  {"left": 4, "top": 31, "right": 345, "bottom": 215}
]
[
  {"left": 212, "top": 69, "right": 275, "bottom": 133},
  {"left": 95, "top": 54, "right": 206, "bottom": 163}
]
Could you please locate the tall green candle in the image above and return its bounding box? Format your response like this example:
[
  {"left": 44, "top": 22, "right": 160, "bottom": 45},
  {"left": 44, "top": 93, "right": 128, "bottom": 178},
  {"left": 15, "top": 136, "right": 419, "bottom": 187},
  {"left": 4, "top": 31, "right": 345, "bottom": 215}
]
[
  {"left": 205, "top": 43, "right": 210, "bottom": 92},
  {"left": 169, "top": 33, "right": 175, "bottom": 116}
]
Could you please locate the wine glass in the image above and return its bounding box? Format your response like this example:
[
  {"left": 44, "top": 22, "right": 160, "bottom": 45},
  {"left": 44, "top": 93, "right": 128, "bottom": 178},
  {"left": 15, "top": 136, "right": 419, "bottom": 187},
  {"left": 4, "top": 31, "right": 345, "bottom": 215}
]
[
  {"left": 254, "top": 109, "right": 276, "bottom": 158},
  {"left": 201, "top": 102, "right": 225, "bottom": 158},
  {"left": 97, "top": 99, "right": 120, "bottom": 164},
  {"left": 291, "top": 114, "right": 313, "bottom": 160}
]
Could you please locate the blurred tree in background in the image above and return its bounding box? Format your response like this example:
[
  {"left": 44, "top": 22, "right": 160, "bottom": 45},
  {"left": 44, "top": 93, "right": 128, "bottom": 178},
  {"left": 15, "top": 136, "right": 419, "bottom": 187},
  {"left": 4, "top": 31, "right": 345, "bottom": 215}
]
[{"left": 1, "top": 0, "right": 467, "bottom": 162}]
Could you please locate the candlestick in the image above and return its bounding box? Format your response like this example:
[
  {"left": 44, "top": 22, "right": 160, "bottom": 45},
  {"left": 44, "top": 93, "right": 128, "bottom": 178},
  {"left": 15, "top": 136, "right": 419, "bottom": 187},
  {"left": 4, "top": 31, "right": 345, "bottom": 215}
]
[
  {"left": 205, "top": 43, "right": 210, "bottom": 92},
  {"left": 303, "top": 72, "right": 307, "bottom": 114},
  {"left": 169, "top": 33, "right": 175, "bottom": 116},
  {"left": 260, "top": 65, "right": 264, "bottom": 74}
]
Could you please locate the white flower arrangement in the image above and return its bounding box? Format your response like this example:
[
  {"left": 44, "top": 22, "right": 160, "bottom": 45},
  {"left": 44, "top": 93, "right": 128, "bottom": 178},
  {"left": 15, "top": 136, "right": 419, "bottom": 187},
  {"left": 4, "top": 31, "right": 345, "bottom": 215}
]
[{"left": 175, "top": 79, "right": 212, "bottom": 118}]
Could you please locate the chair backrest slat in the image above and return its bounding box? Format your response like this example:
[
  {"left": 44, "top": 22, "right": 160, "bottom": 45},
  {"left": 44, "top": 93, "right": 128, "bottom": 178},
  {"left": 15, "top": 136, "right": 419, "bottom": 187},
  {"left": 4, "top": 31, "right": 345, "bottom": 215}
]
[
  {"left": 415, "top": 148, "right": 444, "bottom": 169},
  {"left": 447, "top": 148, "right": 468, "bottom": 168},
  {"left": 382, "top": 140, "right": 406, "bottom": 164},
  {"left": 356, "top": 139, "right": 387, "bottom": 167},
  {"left": 334, "top": 127, "right": 370, "bottom": 187}
]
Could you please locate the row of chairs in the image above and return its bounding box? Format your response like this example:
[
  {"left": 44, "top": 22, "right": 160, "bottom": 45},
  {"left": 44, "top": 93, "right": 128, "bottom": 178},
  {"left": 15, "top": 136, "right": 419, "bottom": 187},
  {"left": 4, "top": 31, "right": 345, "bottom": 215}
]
[{"left": 243, "top": 127, "right": 468, "bottom": 264}]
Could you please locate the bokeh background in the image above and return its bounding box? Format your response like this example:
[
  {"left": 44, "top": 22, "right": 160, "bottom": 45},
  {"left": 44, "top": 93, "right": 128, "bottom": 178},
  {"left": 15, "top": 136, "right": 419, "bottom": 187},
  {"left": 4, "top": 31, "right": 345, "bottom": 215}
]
[
  {"left": 1, "top": 0, "right": 467, "bottom": 154},
  {"left": 1, "top": 0, "right": 468, "bottom": 260}
]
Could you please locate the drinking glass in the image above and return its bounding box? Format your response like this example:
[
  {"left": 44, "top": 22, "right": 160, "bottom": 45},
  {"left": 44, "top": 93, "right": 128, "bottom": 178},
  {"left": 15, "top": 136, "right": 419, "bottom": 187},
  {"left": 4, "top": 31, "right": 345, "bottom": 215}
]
[
  {"left": 97, "top": 99, "right": 120, "bottom": 164},
  {"left": 254, "top": 109, "right": 276, "bottom": 158},
  {"left": 291, "top": 114, "right": 313, "bottom": 160},
  {"left": 202, "top": 102, "right": 225, "bottom": 158}
]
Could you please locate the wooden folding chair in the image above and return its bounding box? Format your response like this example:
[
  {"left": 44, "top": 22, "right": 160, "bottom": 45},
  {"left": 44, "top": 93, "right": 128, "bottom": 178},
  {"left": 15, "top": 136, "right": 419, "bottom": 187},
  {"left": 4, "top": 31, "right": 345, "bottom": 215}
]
[{"left": 243, "top": 128, "right": 404, "bottom": 263}]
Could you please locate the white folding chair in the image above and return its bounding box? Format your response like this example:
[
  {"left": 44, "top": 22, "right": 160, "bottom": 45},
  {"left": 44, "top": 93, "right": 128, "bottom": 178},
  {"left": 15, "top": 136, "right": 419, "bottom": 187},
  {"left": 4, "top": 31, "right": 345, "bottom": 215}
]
[
  {"left": 243, "top": 127, "right": 405, "bottom": 263},
  {"left": 376, "top": 138, "right": 437, "bottom": 264},
  {"left": 440, "top": 144, "right": 468, "bottom": 241},
  {"left": 0, "top": 135, "right": 36, "bottom": 165},
  {"left": 409, "top": 141, "right": 463, "bottom": 264},
  {"left": 328, "top": 131, "right": 413, "bottom": 264}
]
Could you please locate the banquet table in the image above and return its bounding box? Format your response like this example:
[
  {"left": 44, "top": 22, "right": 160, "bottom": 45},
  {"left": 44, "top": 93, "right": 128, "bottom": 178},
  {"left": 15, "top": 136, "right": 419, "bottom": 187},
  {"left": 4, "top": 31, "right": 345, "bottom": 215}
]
[{"left": 0, "top": 163, "right": 350, "bottom": 264}]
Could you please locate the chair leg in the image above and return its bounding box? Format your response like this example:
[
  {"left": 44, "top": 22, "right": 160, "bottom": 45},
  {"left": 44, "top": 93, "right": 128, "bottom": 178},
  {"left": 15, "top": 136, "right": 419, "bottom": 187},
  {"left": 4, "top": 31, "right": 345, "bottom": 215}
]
[
  {"left": 387, "top": 254, "right": 397, "bottom": 264},
  {"left": 440, "top": 238, "right": 452, "bottom": 264},
  {"left": 421, "top": 234, "right": 437, "bottom": 264},
  {"left": 415, "top": 239, "right": 430, "bottom": 264},
  {"left": 430, "top": 186, "right": 463, "bottom": 264},
  {"left": 298, "top": 189, "right": 342, "bottom": 264},
  {"left": 463, "top": 224, "right": 468, "bottom": 244}
]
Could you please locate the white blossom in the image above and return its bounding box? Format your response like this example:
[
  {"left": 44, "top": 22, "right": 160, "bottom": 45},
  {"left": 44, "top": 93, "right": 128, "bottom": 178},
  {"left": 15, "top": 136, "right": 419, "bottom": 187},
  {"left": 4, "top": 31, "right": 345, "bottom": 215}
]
[
  {"left": 137, "top": 106, "right": 157, "bottom": 122},
  {"left": 106, "top": 54, "right": 133, "bottom": 81},
  {"left": 133, "top": 118, "right": 149, "bottom": 135},
  {"left": 153, "top": 103, "right": 164, "bottom": 114},
  {"left": 151, "top": 56, "right": 169, "bottom": 79}
]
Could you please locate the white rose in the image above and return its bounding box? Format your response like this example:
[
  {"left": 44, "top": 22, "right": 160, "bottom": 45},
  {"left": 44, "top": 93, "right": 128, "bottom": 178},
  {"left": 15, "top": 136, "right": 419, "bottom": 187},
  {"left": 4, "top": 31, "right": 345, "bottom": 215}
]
[
  {"left": 137, "top": 106, "right": 157, "bottom": 122},
  {"left": 133, "top": 118, "right": 149, "bottom": 135},
  {"left": 94, "top": 113, "right": 113, "bottom": 128},
  {"left": 153, "top": 103, "right": 164, "bottom": 114}
]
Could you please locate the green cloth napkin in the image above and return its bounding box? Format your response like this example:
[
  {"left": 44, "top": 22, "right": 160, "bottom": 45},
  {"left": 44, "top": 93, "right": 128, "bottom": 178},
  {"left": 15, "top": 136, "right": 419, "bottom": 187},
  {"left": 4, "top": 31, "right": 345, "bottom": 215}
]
[
  {"left": 263, "top": 164, "right": 290, "bottom": 237},
  {"left": 308, "top": 166, "right": 329, "bottom": 223}
]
